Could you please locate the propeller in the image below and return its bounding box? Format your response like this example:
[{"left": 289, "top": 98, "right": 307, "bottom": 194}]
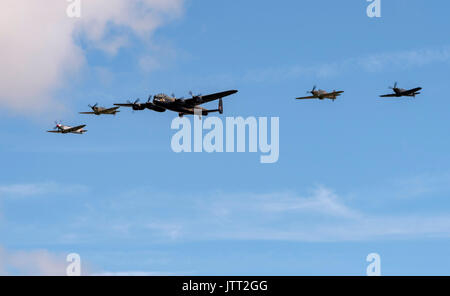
[
  {"left": 189, "top": 91, "right": 203, "bottom": 103},
  {"left": 88, "top": 103, "right": 98, "bottom": 110},
  {"left": 127, "top": 98, "right": 140, "bottom": 105},
  {"left": 189, "top": 91, "right": 202, "bottom": 97},
  {"left": 389, "top": 82, "right": 398, "bottom": 90},
  {"left": 307, "top": 85, "right": 317, "bottom": 94},
  {"left": 54, "top": 120, "right": 62, "bottom": 129},
  {"left": 147, "top": 95, "right": 152, "bottom": 103},
  {"left": 125, "top": 99, "right": 141, "bottom": 112}
]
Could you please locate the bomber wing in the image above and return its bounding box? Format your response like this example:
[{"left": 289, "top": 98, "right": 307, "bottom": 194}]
[
  {"left": 146, "top": 102, "right": 166, "bottom": 112},
  {"left": 185, "top": 90, "right": 238, "bottom": 106},
  {"left": 114, "top": 103, "right": 134, "bottom": 107}
]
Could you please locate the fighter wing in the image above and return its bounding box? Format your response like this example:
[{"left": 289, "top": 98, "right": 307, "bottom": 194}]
[
  {"left": 296, "top": 96, "right": 318, "bottom": 100},
  {"left": 66, "top": 125, "right": 86, "bottom": 133},
  {"left": 379, "top": 93, "right": 398, "bottom": 98},
  {"left": 185, "top": 90, "right": 238, "bottom": 106},
  {"left": 102, "top": 107, "right": 120, "bottom": 113},
  {"left": 324, "top": 91, "right": 344, "bottom": 97},
  {"left": 401, "top": 87, "right": 422, "bottom": 96}
]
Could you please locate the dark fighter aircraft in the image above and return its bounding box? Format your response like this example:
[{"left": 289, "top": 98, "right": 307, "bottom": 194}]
[
  {"left": 380, "top": 82, "right": 422, "bottom": 98},
  {"left": 296, "top": 86, "right": 344, "bottom": 101},
  {"left": 79, "top": 103, "right": 120, "bottom": 115},
  {"left": 114, "top": 90, "right": 238, "bottom": 117}
]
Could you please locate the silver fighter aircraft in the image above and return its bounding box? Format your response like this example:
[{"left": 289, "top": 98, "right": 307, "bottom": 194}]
[{"left": 47, "top": 122, "right": 87, "bottom": 134}]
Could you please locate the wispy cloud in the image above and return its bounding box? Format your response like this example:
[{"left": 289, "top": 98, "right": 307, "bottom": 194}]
[
  {"left": 255, "top": 186, "right": 360, "bottom": 218},
  {"left": 4, "top": 175, "right": 450, "bottom": 249},
  {"left": 356, "top": 47, "right": 450, "bottom": 72},
  {"left": 0, "top": 182, "right": 88, "bottom": 198},
  {"left": 75, "top": 174, "right": 450, "bottom": 243},
  {"left": 242, "top": 46, "right": 450, "bottom": 83},
  {"left": 391, "top": 172, "right": 450, "bottom": 199}
]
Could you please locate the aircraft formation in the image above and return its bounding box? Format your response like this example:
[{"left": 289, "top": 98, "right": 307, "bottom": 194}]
[
  {"left": 47, "top": 83, "right": 421, "bottom": 134},
  {"left": 47, "top": 90, "right": 238, "bottom": 134}
]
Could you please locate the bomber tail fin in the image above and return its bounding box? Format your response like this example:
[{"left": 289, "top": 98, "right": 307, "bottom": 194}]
[{"left": 207, "top": 98, "right": 224, "bottom": 115}]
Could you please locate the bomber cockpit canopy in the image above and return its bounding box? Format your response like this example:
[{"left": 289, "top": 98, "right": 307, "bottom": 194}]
[{"left": 154, "top": 93, "right": 169, "bottom": 100}]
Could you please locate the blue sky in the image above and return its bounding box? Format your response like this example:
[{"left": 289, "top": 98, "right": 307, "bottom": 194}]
[{"left": 1, "top": 0, "right": 450, "bottom": 275}]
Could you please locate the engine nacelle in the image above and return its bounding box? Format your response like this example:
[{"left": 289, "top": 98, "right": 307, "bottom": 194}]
[
  {"left": 194, "top": 96, "right": 203, "bottom": 104},
  {"left": 132, "top": 105, "right": 146, "bottom": 111}
]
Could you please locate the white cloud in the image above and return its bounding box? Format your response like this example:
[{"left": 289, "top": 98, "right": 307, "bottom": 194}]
[
  {"left": 0, "top": 182, "right": 88, "bottom": 198},
  {"left": 0, "top": 0, "right": 184, "bottom": 114},
  {"left": 0, "top": 245, "right": 175, "bottom": 276},
  {"left": 255, "top": 186, "right": 360, "bottom": 219},
  {"left": 0, "top": 246, "right": 67, "bottom": 276}
]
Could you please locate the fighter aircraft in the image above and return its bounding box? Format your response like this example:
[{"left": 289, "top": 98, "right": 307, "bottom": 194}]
[
  {"left": 47, "top": 122, "right": 87, "bottom": 134},
  {"left": 296, "top": 86, "right": 344, "bottom": 101},
  {"left": 79, "top": 103, "right": 120, "bottom": 115},
  {"left": 115, "top": 90, "right": 238, "bottom": 117},
  {"left": 379, "top": 82, "right": 422, "bottom": 98}
]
